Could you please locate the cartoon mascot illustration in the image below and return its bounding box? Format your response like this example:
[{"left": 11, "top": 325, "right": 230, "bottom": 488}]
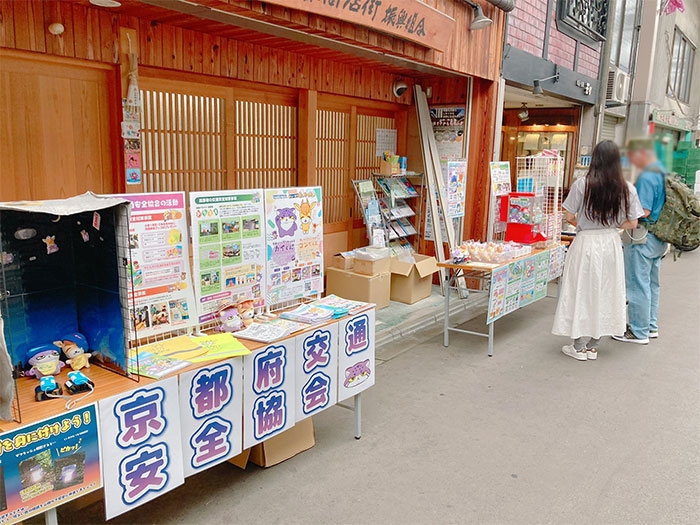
[{"left": 294, "top": 199, "right": 316, "bottom": 234}]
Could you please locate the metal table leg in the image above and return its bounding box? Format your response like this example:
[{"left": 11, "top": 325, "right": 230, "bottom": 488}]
[
  {"left": 443, "top": 272, "right": 451, "bottom": 347},
  {"left": 487, "top": 320, "right": 495, "bottom": 357},
  {"left": 354, "top": 393, "right": 362, "bottom": 439}
]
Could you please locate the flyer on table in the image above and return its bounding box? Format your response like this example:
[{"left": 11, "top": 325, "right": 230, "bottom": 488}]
[
  {"left": 118, "top": 192, "right": 196, "bottom": 339},
  {"left": 189, "top": 190, "right": 266, "bottom": 324},
  {"left": 0, "top": 404, "right": 102, "bottom": 524},
  {"left": 265, "top": 187, "right": 324, "bottom": 305}
]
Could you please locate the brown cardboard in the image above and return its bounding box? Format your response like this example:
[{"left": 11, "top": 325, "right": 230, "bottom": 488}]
[
  {"left": 390, "top": 254, "right": 439, "bottom": 304},
  {"left": 353, "top": 256, "right": 391, "bottom": 276},
  {"left": 380, "top": 159, "right": 399, "bottom": 175},
  {"left": 249, "top": 417, "right": 316, "bottom": 467},
  {"left": 326, "top": 267, "right": 391, "bottom": 309},
  {"left": 332, "top": 253, "right": 355, "bottom": 270},
  {"left": 227, "top": 448, "right": 251, "bottom": 469}
]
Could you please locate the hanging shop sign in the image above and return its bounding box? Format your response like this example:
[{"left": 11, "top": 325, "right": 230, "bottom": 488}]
[
  {"left": 118, "top": 192, "right": 196, "bottom": 339},
  {"left": 337, "top": 309, "right": 376, "bottom": 403},
  {"left": 189, "top": 191, "right": 266, "bottom": 324},
  {"left": 651, "top": 109, "right": 694, "bottom": 132},
  {"left": 179, "top": 359, "right": 243, "bottom": 478},
  {"left": 294, "top": 325, "right": 339, "bottom": 422},
  {"left": 242, "top": 340, "right": 296, "bottom": 449},
  {"left": 264, "top": 187, "right": 324, "bottom": 305},
  {"left": 0, "top": 404, "right": 101, "bottom": 524},
  {"left": 259, "top": 0, "right": 455, "bottom": 51},
  {"left": 99, "top": 377, "right": 185, "bottom": 520}
]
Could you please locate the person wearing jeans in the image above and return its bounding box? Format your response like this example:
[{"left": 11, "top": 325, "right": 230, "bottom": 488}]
[{"left": 614, "top": 137, "right": 667, "bottom": 345}]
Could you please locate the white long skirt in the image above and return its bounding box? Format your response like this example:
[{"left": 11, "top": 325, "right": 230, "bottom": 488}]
[{"left": 552, "top": 229, "right": 627, "bottom": 339}]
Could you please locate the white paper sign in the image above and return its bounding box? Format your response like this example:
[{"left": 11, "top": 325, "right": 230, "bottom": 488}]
[
  {"left": 243, "top": 340, "right": 296, "bottom": 449},
  {"left": 179, "top": 358, "right": 243, "bottom": 477},
  {"left": 295, "top": 324, "right": 339, "bottom": 422},
  {"left": 99, "top": 376, "right": 184, "bottom": 520},
  {"left": 337, "top": 309, "right": 376, "bottom": 402},
  {"left": 189, "top": 190, "right": 266, "bottom": 324}
]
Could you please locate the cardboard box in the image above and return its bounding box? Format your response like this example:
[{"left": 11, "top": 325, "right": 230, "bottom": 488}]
[
  {"left": 326, "top": 267, "right": 391, "bottom": 309},
  {"left": 332, "top": 252, "right": 355, "bottom": 270},
  {"left": 390, "top": 254, "right": 439, "bottom": 304},
  {"left": 353, "top": 256, "right": 391, "bottom": 276},
  {"left": 229, "top": 418, "right": 315, "bottom": 469},
  {"left": 380, "top": 159, "right": 399, "bottom": 175}
]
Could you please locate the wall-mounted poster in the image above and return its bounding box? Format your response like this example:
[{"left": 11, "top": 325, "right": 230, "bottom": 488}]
[
  {"left": 264, "top": 187, "right": 324, "bottom": 305},
  {"left": 189, "top": 191, "right": 266, "bottom": 324},
  {"left": 118, "top": 193, "right": 196, "bottom": 339}
]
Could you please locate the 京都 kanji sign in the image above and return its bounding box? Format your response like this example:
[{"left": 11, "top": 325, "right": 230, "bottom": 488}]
[{"left": 262, "top": 0, "right": 455, "bottom": 51}]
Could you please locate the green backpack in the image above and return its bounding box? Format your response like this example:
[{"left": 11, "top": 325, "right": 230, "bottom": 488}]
[{"left": 647, "top": 171, "right": 700, "bottom": 253}]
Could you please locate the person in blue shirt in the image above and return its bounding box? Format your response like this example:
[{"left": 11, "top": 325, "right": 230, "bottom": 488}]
[{"left": 613, "top": 137, "right": 667, "bottom": 345}]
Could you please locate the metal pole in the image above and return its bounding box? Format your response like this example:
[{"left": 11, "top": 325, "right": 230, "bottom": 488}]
[{"left": 354, "top": 393, "right": 362, "bottom": 439}]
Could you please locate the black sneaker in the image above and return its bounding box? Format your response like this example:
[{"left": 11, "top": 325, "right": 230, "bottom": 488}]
[{"left": 612, "top": 329, "right": 649, "bottom": 345}]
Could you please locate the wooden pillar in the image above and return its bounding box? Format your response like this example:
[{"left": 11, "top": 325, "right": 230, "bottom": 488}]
[
  {"left": 464, "top": 77, "right": 499, "bottom": 241},
  {"left": 298, "top": 89, "right": 317, "bottom": 186}
]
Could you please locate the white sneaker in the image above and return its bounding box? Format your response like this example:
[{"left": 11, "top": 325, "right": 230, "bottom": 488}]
[
  {"left": 586, "top": 348, "right": 598, "bottom": 360},
  {"left": 649, "top": 330, "right": 659, "bottom": 339},
  {"left": 562, "top": 345, "right": 587, "bottom": 361}
]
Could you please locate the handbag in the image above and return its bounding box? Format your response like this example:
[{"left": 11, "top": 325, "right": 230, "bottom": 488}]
[{"left": 622, "top": 223, "right": 648, "bottom": 245}]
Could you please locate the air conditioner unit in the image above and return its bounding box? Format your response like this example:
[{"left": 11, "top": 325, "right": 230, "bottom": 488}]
[{"left": 606, "top": 68, "right": 629, "bottom": 104}]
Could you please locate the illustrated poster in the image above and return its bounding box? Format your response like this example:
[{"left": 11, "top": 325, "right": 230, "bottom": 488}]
[
  {"left": 337, "top": 309, "right": 376, "bottom": 403},
  {"left": 446, "top": 161, "right": 467, "bottom": 218},
  {"left": 487, "top": 265, "right": 509, "bottom": 323},
  {"left": 189, "top": 190, "right": 266, "bottom": 324},
  {"left": 0, "top": 405, "right": 101, "bottom": 524},
  {"left": 264, "top": 187, "right": 324, "bottom": 305},
  {"left": 118, "top": 192, "right": 196, "bottom": 339},
  {"left": 533, "top": 251, "right": 551, "bottom": 302},
  {"left": 503, "top": 259, "right": 524, "bottom": 317},
  {"left": 99, "top": 376, "right": 184, "bottom": 520},
  {"left": 489, "top": 162, "right": 512, "bottom": 196},
  {"left": 179, "top": 358, "right": 243, "bottom": 477},
  {"left": 518, "top": 255, "right": 538, "bottom": 306},
  {"left": 429, "top": 106, "right": 466, "bottom": 160},
  {"left": 295, "top": 324, "right": 339, "bottom": 422}
]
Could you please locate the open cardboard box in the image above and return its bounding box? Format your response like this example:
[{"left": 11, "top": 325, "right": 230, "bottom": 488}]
[
  {"left": 331, "top": 252, "right": 355, "bottom": 270},
  {"left": 326, "top": 267, "right": 390, "bottom": 309},
  {"left": 390, "top": 254, "right": 439, "bottom": 304},
  {"left": 229, "top": 417, "right": 316, "bottom": 469}
]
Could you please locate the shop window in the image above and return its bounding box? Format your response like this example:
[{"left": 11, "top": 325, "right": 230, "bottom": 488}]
[
  {"left": 556, "top": 0, "right": 609, "bottom": 47},
  {"left": 316, "top": 109, "right": 350, "bottom": 225},
  {"left": 234, "top": 100, "right": 298, "bottom": 190},
  {"left": 667, "top": 28, "right": 696, "bottom": 104},
  {"left": 141, "top": 90, "right": 226, "bottom": 193},
  {"left": 354, "top": 114, "right": 397, "bottom": 222},
  {"left": 609, "top": 0, "right": 640, "bottom": 73}
]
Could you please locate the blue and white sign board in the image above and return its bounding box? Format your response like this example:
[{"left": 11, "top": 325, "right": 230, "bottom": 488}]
[
  {"left": 243, "top": 340, "right": 296, "bottom": 449},
  {"left": 294, "top": 324, "right": 339, "bottom": 422},
  {"left": 99, "top": 376, "right": 184, "bottom": 520},
  {"left": 178, "top": 358, "right": 243, "bottom": 478},
  {"left": 337, "top": 309, "right": 376, "bottom": 402}
]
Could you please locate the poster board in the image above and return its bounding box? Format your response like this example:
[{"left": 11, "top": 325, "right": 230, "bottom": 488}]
[
  {"left": 294, "top": 325, "right": 339, "bottom": 422},
  {"left": 118, "top": 192, "right": 196, "bottom": 339},
  {"left": 0, "top": 404, "right": 101, "bottom": 524},
  {"left": 99, "top": 376, "right": 185, "bottom": 520},
  {"left": 264, "top": 187, "right": 324, "bottom": 305},
  {"left": 487, "top": 246, "right": 563, "bottom": 323},
  {"left": 189, "top": 191, "right": 266, "bottom": 324},
  {"left": 179, "top": 358, "right": 243, "bottom": 477}
]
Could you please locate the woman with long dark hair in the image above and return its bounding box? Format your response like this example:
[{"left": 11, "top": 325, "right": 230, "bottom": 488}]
[{"left": 552, "top": 140, "right": 644, "bottom": 360}]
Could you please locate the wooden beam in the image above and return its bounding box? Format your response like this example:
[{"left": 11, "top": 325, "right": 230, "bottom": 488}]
[{"left": 298, "top": 88, "right": 317, "bottom": 187}]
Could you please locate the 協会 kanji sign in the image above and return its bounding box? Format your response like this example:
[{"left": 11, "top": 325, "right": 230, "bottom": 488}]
[{"left": 263, "top": 0, "right": 455, "bottom": 52}]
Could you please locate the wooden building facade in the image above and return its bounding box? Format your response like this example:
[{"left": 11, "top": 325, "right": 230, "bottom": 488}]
[{"left": 0, "top": 0, "right": 506, "bottom": 255}]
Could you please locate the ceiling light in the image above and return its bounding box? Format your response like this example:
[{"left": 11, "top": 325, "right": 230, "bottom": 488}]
[
  {"left": 518, "top": 103, "right": 529, "bottom": 122},
  {"left": 89, "top": 0, "right": 121, "bottom": 7}
]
